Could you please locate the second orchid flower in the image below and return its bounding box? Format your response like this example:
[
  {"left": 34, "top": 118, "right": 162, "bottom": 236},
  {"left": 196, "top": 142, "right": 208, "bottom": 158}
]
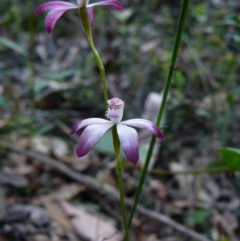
[{"left": 35, "top": 0, "right": 124, "bottom": 34}]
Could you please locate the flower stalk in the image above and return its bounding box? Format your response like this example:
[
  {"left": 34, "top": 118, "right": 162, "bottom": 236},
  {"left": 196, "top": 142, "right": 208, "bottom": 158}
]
[
  {"left": 112, "top": 125, "right": 130, "bottom": 241},
  {"left": 128, "top": 0, "right": 190, "bottom": 229},
  {"left": 79, "top": 7, "right": 109, "bottom": 107}
]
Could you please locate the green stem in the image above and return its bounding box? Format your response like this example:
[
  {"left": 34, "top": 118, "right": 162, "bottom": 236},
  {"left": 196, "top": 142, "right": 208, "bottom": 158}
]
[
  {"left": 128, "top": 0, "right": 190, "bottom": 229},
  {"left": 79, "top": 7, "right": 108, "bottom": 107},
  {"left": 112, "top": 125, "right": 130, "bottom": 241},
  {"left": 27, "top": 0, "right": 35, "bottom": 106}
]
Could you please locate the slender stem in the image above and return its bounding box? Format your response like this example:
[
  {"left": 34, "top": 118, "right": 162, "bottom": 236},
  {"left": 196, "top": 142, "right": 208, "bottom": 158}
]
[
  {"left": 79, "top": 7, "right": 108, "bottom": 107},
  {"left": 88, "top": 37, "right": 109, "bottom": 107},
  {"left": 128, "top": 0, "right": 190, "bottom": 229},
  {"left": 112, "top": 125, "right": 130, "bottom": 241},
  {"left": 27, "top": 0, "right": 35, "bottom": 106}
]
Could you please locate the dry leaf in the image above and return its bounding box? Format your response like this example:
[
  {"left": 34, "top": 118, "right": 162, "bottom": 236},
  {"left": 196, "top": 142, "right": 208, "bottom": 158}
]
[
  {"left": 60, "top": 200, "right": 123, "bottom": 241},
  {"left": 43, "top": 201, "right": 73, "bottom": 231}
]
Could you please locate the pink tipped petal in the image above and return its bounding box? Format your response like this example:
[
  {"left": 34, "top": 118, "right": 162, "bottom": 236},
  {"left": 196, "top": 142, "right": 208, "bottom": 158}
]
[
  {"left": 35, "top": 1, "right": 78, "bottom": 15},
  {"left": 76, "top": 123, "right": 113, "bottom": 157},
  {"left": 70, "top": 118, "right": 111, "bottom": 135},
  {"left": 117, "top": 123, "right": 139, "bottom": 165},
  {"left": 87, "top": 7, "right": 94, "bottom": 26},
  {"left": 88, "top": 0, "right": 124, "bottom": 10},
  {"left": 121, "top": 119, "right": 164, "bottom": 140},
  {"left": 44, "top": 8, "right": 69, "bottom": 34}
]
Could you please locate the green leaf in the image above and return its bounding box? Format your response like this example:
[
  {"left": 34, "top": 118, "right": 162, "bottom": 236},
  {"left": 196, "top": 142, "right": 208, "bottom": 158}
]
[
  {"left": 172, "top": 71, "right": 186, "bottom": 90},
  {"left": 36, "top": 123, "right": 55, "bottom": 135},
  {"left": 184, "top": 209, "right": 211, "bottom": 228},
  {"left": 94, "top": 131, "right": 114, "bottom": 155},
  {"left": 207, "top": 160, "right": 227, "bottom": 169},
  {"left": 0, "top": 37, "right": 27, "bottom": 56},
  {"left": 219, "top": 147, "right": 240, "bottom": 171},
  {"left": 33, "top": 81, "right": 49, "bottom": 95},
  {"left": 94, "top": 130, "right": 150, "bottom": 161},
  {"left": 43, "top": 69, "right": 76, "bottom": 81},
  {"left": 0, "top": 95, "right": 10, "bottom": 110},
  {"left": 220, "top": 236, "right": 231, "bottom": 241}
]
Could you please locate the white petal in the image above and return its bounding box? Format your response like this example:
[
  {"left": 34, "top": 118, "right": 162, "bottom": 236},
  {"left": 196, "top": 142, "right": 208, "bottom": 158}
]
[
  {"left": 70, "top": 118, "right": 111, "bottom": 134},
  {"left": 88, "top": 0, "right": 124, "bottom": 10},
  {"left": 121, "top": 119, "right": 164, "bottom": 139},
  {"left": 117, "top": 123, "right": 139, "bottom": 165},
  {"left": 76, "top": 123, "right": 113, "bottom": 157}
]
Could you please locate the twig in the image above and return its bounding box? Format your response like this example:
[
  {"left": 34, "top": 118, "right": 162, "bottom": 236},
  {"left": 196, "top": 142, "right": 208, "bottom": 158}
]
[
  {"left": 148, "top": 166, "right": 230, "bottom": 175},
  {"left": 3, "top": 144, "right": 212, "bottom": 241},
  {"left": 137, "top": 206, "right": 211, "bottom": 241}
]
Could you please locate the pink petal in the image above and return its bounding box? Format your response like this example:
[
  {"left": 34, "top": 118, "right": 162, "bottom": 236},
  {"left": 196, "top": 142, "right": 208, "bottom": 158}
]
[
  {"left": 44, "top": 8, "right": 69, "bottom": 34},
  {"left": 76, "top": 123, "right": 113, "bottom": 157},
  {"left": 70, "top": 118, "right": 112, "bottom": 135},
  {"left": 117, "top": 123, "right": 139, "bottom": 165},
  {"left": 35, "top": 1, "right": 78, "bottom": 15},
  {"left": 121, "top": 119, "right": 164, "bottom": 140},
  {"left": 88, "top": 0, "right": 124, "bottom": 10},
  {"left": 87, "top": 7, "right": 94, "bottom": 27}
]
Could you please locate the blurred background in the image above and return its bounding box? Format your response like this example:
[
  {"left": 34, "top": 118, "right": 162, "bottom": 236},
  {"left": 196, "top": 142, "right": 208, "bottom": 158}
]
[{"left": 0, "top": 0, "right": 240, "bottom": 240}]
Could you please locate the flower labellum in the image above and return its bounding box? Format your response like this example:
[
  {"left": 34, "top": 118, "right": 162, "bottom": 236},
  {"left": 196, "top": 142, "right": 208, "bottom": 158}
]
[
  {"left": 70, "top": 98, "right": 164, "bottom": 165},
  {"left": 35, "top": 0, "right": 124, "bottom": 34}
]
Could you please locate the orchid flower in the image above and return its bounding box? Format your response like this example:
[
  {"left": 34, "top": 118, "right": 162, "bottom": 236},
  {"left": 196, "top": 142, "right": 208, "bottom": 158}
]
[
  {"left": 70, "top": 98, "right": 164, "bottom": 165},
  {"left": 35, "top": 0, "right": 124, "bottom": 34}
]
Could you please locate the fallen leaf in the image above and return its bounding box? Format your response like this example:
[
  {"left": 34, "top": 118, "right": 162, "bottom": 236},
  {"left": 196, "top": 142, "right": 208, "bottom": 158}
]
[
  {"left": 60, "top": 200, "right": 123, "bottom": 241},
  {"left": 34, "top": 184, "right": 84, "bottom": 204},
  {"left": 43, "top": 201, "right": 73, "bottom": 231}
]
